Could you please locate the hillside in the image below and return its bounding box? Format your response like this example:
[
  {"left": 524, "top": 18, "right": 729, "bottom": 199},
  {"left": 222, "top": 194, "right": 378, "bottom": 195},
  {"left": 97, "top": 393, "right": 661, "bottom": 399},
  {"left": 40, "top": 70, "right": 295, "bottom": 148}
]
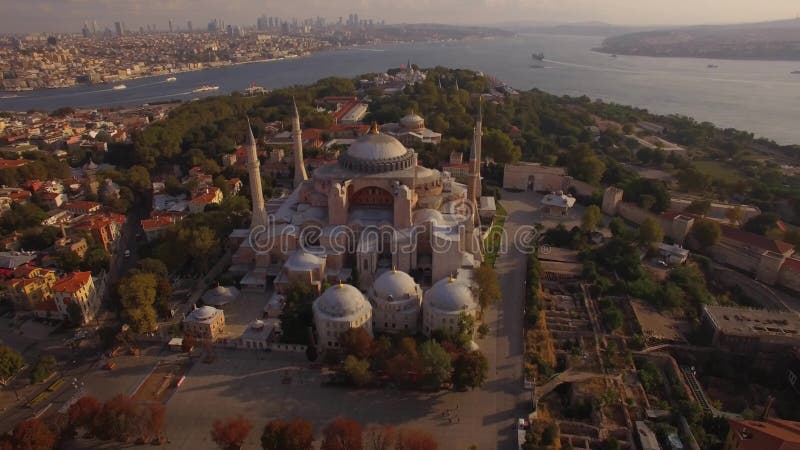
[{"left": 596, "top": 18, "right": 800, "bottom": 60}]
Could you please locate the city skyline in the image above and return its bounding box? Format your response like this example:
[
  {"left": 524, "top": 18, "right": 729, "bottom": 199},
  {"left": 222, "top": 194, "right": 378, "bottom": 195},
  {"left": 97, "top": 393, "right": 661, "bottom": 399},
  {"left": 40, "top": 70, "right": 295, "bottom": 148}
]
[{"left": 1, "top": 0, "right": 799, "bottom": 34}]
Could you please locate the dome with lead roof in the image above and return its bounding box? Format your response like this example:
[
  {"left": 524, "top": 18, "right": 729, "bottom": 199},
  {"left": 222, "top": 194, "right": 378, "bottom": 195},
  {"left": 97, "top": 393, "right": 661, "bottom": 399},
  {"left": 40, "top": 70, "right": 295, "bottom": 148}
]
[
  {"left": 372, "top": 269, "right": 419, "bottom": 301},
  {"left": 424, "top": 276, "right": 476, "bottom": 313},
  {"left": 313, "top": 283, "right": 371, "bottom": 319},
  {"left": 339, "top": 124, "right": 415, "bottom": 173},
  {"left": 400, "top": 113, "right": 425, "bottom": 130}
]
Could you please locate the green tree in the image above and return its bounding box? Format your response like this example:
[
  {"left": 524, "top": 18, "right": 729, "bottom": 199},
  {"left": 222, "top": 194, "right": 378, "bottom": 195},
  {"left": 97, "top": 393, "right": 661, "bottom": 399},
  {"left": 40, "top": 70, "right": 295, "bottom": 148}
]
[
  {"left": 452, "top": 350, "right": 488, "bottom": 390},
  {"left": 483, "top": 129, "right": 521, "bottom": 164},
  {"left": 67, "top": 302, "right": 84, "bottom": 326},
  {"left": 638, "top": 217, "right": 664, "bottom": 247},
  {"left": 686, "top": 200, "right": 711, "bottom": 215},
  {"left": 582, "top": 205, "right": 602, "bottom": 232},
  {"left": 418, "top": 340, "right": 452, "bottom": 387},
  {"left": 57, "top": 250, "right": 82, "bottom": 272},
  {"left": 691, "top": 219, "right": 722, "bottom": 249},
  {"left": 30, "top": 355, "right": 57, "bottom": 383},
  {"left": 566, "top": 145, "right": 606, "bottom": 186},
  {"left": 343, "top": 355, "right": 373, "bottom": 387},
  {"left": 0, "top": 344, "right": 25, "bottom": 383},
  {"left": 118, "top": 272, "right": 158, "bottom": 333},
  {"left": 126, "top": 165, "right": 151, "bottom": 194}
]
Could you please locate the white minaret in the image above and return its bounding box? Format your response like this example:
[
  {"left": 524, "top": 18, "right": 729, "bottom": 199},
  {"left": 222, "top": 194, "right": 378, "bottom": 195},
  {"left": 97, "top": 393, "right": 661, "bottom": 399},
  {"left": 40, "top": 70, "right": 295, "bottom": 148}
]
[
  {"left": 292, "top": 98, "right": 308, "bottom": 188},
  {"left": 246, "top": 119, "right": 267, "bottom": 230}
]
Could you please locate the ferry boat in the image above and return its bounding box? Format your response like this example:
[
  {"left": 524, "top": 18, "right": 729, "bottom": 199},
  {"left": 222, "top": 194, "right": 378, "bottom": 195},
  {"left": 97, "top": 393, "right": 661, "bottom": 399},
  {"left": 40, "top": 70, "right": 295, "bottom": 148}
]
[
  {"left": 192, "top": 85, "right": 219, "bottom": 93},
  {"left": 791, "top": 70, "right": 800, "bottom": 74},
  {"left": 112, "top": 84, "right": 127, "bottom": 90},
  {"left": 165, "top": 76, "right": 177, "bottom": 82},
  {"left": 707, "top": 64, "right": 719, "bottom": 69},
  {"left": 532, "top": 52, "right": 544, "bottom": 61}
]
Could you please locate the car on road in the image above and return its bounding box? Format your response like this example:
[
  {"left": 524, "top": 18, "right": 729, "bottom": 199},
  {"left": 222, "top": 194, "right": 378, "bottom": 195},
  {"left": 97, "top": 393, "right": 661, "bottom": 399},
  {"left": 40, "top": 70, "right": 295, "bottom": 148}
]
[{"left": 124, "top": 250, "right": 131, "bottom": 258}]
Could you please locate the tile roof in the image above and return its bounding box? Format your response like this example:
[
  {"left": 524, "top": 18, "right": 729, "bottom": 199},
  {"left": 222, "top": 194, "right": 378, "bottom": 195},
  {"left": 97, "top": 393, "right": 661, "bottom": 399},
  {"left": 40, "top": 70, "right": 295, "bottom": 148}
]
[
  {"left": 721, "top": 225, "right": 795, "bottom": 254},
  {"left": 727, "top": 418, "right": 800, "bottom": 450},
  {"left": 53, "top": 271, "right": 91, "bottom": 294}
]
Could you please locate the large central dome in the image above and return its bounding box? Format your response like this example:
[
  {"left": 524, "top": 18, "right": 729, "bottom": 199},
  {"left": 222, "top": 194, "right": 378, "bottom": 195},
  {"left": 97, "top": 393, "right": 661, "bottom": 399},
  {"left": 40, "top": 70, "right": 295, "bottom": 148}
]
[{"left": 339, "top": 124, "right": 415, "bottom": 173}]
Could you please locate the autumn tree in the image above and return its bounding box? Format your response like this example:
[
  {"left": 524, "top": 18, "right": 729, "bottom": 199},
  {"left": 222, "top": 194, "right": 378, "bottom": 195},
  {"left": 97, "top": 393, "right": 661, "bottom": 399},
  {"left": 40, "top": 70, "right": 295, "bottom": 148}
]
[
  {"left": 339, "top": 327, "right": 374, "bottom": 359},
  {"left": 343, "top": 355, "right": 373, "bottom": 387},
  {"left": 321, "top": 417, "right": 362, "bottom": 450},
  {"left": 363, "top": 424, "right": 396, "bottom": 450},
  {"left": 118, "top": 272, "right": 158, "bottom": 333},
  {"left": 395, "top": 428, "right": 439, "bottom": 450},
  {"left": 4, "top": 417, "right": 56, "bottom": 450},
  {"left": 261, "top": 418, "right": 314, "bottom": 450},
  {"left": 68, "top": 396, "right": 102, "bottom": 434},
  {"left": 452, "top": 350, "right": 488, "bottom": 390},
  {"left": 211, "top": 415, "right": 253, "bottom": 450},
  {"left": 581, "top": 205, "right": 602, "bottom": 232}
]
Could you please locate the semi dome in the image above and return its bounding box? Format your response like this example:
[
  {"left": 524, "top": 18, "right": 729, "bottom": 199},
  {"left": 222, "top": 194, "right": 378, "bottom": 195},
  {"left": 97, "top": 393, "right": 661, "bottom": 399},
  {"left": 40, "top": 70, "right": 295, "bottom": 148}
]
[
  {"left": 189, "top": 305, "right": 220, "bottom": 321},
  {"left": 285, "top": 249, "right": 325, "bottom": 271},
  {"left": 201, "top": 285, "right": 240, "bottom": 306},
  {"left": 339, "top": 124, "right": 415, "bottom": 173},
  {"left": 400, "top": 113, "right": 425, "bottom": 130},
  {"left": 314, "top": 283, "right": 370, "bottom": 318},
  {"left": 373, "top": 269, "right": 418, "bottom": 300},
  {"left": 424, "top": 276, "right": 475, "bottom": 312}
]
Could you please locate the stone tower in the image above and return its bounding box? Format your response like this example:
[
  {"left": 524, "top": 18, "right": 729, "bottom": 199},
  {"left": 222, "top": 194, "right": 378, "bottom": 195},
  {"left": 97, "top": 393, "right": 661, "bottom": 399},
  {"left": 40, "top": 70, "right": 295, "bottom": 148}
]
[
  {"left": 246, "top": 118, "right": 267, "bottom": 230},
  {"left": 292, "top": 98, "right": 308, "bottom": 188}
]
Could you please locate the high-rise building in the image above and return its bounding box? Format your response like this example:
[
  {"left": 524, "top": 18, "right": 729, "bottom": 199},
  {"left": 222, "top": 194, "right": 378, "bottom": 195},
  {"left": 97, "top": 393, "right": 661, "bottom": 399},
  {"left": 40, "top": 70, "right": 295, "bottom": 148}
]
[
  {"left": 82, "top": 21, "right": 90, "bottom": 38},
  {"left": 114, "top": 21, "right": 123, "bottom": 37},
  {"left": 187, "top": 20, "right": 193, "bottom": 32},
  {"left": 168, "top": 19, "right": 173, "bottom": 33},
  {"left": 91, "top": 20, "right": 97, "bottom": 35}
]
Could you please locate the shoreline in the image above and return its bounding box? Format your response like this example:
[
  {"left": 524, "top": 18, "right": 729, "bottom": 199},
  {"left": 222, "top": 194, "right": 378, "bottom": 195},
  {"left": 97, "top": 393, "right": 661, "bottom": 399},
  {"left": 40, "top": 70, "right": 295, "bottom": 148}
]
[{"left": 0, "top": 36, "right": 494, "bottom": 95}]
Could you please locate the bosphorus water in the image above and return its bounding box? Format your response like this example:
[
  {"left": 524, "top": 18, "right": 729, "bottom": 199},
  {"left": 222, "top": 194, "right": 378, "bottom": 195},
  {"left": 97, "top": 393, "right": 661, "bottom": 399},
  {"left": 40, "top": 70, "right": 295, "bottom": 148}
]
[{"left": 2, "top": 33, "right": 799, "bottom": 144}]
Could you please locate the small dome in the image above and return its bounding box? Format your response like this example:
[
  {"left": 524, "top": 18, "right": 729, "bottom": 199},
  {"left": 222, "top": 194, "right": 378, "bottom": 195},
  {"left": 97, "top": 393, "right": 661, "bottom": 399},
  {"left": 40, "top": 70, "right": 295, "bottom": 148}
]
[
  {"left": 189, "top": 305, "right": 220, "bottom": 321},
  {"left": 424, "top": 276, "right": 475, "bottom": 312},
  {"left": 202, "top": 285, "right": 240, "bottom": 306},
  {"left": 373, "top": 270, "right": 418, "bottom": 300},
  {"left": 400, "top": 113, "right": 424, "bottom": 130},
  {"left": 347, "top": 131, "right": 409, "bottom": 161},
  {"left": 314, "top": 283, "right": 370, "bottom": 318}
]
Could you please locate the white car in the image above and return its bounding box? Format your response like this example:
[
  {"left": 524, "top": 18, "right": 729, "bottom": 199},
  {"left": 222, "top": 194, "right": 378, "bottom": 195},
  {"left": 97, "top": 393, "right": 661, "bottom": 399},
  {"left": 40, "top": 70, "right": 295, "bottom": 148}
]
[{"left": 124, "top": 250, "right": 131, "bottom": 258}]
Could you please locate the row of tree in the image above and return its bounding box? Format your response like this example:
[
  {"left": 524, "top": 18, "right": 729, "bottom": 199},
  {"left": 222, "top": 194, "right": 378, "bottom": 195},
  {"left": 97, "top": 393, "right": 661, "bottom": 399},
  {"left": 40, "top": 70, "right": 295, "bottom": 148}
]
[
  {"left": 212, "top": 415, "right": 440, "bottom": 450},
  {"left": 0, "top": 394, "right": 165, "bottom": 449}
]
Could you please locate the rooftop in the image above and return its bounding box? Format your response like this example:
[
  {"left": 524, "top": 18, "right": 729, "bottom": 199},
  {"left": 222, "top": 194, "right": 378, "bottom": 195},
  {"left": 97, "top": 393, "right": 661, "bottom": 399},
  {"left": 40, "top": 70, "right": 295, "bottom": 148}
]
[{"left": 704, "top": 305, "right": 800, "bottom": 339}]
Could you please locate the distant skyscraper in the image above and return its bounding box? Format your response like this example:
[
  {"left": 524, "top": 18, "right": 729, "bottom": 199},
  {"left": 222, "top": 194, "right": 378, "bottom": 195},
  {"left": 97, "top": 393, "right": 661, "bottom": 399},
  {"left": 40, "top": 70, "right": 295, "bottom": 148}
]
[
  {"left": 82, "top": 21, "right": 90, "bottom": 38},
  {"left": 168, "top": 19, "right": 173, "bottom": 33},
  {"left": 91, "top": 20, "right": 97, "bottom": 35},
  {"left": 114, "top": 21, "right": 123, "bottom": 36},
  {"left": 187, "top": 20, "right": 193, "bottom": 32}
]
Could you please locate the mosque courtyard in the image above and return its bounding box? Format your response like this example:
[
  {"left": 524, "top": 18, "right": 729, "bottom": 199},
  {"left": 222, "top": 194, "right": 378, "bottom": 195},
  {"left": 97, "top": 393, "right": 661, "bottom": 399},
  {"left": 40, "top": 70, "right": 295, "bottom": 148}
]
[{"left": 162, "top": 190, "right": 557, "bottom": 450}]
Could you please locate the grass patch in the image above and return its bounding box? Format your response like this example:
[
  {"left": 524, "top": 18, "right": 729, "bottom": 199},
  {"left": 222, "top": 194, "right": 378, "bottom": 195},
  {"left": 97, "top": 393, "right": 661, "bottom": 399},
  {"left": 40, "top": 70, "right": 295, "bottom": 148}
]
[
  {"left": 693, "top": 160, "right": 745, "bottom": 183},
  {"left": 483, "top": 201, "right": 507, "bottom": 267}
]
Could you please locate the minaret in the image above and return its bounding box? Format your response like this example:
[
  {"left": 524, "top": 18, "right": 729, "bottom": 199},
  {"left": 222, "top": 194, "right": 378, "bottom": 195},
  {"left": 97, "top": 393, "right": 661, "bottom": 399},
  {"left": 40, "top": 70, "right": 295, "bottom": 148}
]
[
  {"left": 246, "top": 119, "right": 267, "bottom": 230},
  {"left": 292, "top": 98, "right": 308, "bottom": 188},
  {"left": 467, "top": 99, "right": 482, "bottom": 208}
]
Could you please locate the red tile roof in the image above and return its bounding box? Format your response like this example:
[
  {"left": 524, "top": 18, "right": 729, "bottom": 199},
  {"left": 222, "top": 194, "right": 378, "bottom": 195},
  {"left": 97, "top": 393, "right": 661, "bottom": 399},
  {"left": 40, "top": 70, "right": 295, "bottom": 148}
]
[
  {"left": 721, "top": 225, "right": 795, "bottom": 255},
  {"left": 0, "top": 159, "right": 30, "bottom": 169},
  {"left": 727, "top": 418, "right": 800, "bottom": 450},
  {"left": 141, "top": 216, "right": 175, "bottom": 231},
  {"left": 35, "top": 297, "right": 59, "bottom": 312},
  {"left": 782, "top": 257, "right": 800, "bottom": 274},
  {"left": 53, "top": 271, "right": 91, "bottom": 294}
]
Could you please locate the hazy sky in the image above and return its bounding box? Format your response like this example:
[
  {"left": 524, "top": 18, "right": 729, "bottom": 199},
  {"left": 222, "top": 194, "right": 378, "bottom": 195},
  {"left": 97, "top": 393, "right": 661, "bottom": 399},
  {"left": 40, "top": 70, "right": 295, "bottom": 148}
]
[{"left": 2, "top": 0, "right": 798, "bottom": 34}]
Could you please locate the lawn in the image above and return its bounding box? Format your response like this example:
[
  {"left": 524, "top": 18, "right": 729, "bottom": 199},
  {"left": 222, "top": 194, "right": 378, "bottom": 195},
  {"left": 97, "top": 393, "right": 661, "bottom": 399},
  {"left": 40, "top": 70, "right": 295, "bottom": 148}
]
[
  {"left": 483, "top": 201, "right": 507, "bottom": 267},
  {"left": 693, "top": 160, "right": 745, "bottom": 183}
]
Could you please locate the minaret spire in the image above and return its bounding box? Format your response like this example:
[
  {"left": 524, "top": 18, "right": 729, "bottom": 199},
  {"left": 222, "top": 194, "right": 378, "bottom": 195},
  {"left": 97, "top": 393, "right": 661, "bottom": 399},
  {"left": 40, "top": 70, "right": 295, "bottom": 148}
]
[
  {"left": 292, "top": 97, "right": 308, "bottom": 188},
  {"left": 467, "top": 98, "right": 483, "bottom": 223},
  {"left": 246, "top": 118, "right": 267, "bottom": 230}
]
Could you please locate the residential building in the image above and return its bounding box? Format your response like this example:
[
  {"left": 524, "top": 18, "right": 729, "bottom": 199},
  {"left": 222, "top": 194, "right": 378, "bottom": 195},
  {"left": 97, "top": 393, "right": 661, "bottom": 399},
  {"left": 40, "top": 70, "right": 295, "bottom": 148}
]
[
  {"left": 188, "top": 186, "right": 223, "bottom": 213},
  {"left": 52, "top": 271, "right": 99, "bottom": 324},
  {"left": 4, "top": 266, "right": 57, "bottom": 311}
]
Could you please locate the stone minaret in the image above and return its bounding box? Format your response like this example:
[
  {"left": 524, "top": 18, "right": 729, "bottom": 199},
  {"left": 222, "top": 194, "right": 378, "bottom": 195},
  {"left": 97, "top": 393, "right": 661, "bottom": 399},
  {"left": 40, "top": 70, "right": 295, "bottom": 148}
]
[
  {"left": 467, "top": 99, "right": 482, "bottom": 207},
  {"left": 246, "top": 118, "right": 267, "bottom": 230},
  {"left": 292, "top": 98, "right": 308, "bottom": 188}
]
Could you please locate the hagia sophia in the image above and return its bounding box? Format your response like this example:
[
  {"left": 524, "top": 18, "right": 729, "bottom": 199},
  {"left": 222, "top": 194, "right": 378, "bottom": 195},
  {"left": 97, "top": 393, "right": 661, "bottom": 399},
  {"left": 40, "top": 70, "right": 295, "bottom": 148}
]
[{"left": 228, "top": 100, "right": 486, "bottom": 350}]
